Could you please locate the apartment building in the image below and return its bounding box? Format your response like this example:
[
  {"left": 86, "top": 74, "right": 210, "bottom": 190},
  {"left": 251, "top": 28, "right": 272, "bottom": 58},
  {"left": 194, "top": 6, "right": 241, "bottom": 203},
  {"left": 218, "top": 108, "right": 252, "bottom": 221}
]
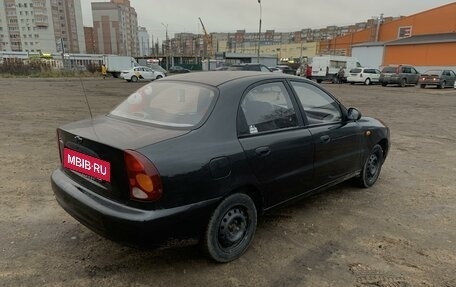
[
  {"left": 138, "top": 26, "right": 149, "bottom": 56},
  {"left": 0, "top": 0, "right": 85, "bottom": 53},
  {"left": 92, "top": 0, "right": 139, "bottom": 56}
]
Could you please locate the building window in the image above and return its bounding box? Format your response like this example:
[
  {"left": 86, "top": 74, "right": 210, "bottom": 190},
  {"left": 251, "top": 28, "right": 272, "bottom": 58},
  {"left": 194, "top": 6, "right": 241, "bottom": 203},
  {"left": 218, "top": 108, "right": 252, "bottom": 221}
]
[{"left": 398, "top": 26, "right": 412, "bottom": 38}]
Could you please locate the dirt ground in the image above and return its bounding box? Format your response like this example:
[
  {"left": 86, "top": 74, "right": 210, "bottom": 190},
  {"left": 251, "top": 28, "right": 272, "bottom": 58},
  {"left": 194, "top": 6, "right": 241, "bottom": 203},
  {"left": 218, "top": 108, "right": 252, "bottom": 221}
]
[{"left": 1, "top": 77, "right": 455, "bottom": 287}]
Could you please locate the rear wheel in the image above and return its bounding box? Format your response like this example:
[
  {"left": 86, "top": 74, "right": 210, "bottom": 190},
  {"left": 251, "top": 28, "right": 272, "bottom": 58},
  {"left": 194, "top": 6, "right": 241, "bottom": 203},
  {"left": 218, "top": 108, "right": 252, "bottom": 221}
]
[
  {"left": 364, "top": 78, "right": 371, "bottom": 85},
  {"left": 400, "top": 78, "right": 407, "bottom": 87},
  {"left": 381, "top": 83, "right": 387, "bottom": 87},
  {"left": 316, "top": 79, "right": 322, "bottom": 84},
  {"left": 420, "top": 84, "right": 426, "bottom": 88},
  {"left": 156, "top": 75, "right": 163, "bottom": 79},
  {"left": 202, "top": 193, "right": 257, "bottom": 263},
  {"left": 357, "top": 144, "right": 384, "bottom": 188},
  {"left": 131, "top": 75, "right": 138, "bottom": 82}
]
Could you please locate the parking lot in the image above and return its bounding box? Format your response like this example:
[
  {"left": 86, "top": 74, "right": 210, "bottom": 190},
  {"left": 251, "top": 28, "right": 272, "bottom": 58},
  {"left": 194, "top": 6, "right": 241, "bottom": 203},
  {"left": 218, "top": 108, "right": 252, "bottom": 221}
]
[{"left": 1, "top": 77, "right": 455, "bottom": 287}]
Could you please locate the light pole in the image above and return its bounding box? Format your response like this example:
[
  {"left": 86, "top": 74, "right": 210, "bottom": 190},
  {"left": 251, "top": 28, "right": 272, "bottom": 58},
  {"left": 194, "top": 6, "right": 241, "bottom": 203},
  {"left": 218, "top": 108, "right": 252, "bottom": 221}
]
[
  {"left": 257, "top": 0, "right": 262, "bottom": 63},
  {"left": 161, "top": 23, "right": 169, "bottom": 70}
]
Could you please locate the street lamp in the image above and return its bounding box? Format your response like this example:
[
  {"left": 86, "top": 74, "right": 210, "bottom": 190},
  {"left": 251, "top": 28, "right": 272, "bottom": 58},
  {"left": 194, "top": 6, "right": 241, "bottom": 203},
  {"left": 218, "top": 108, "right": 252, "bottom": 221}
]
[
  {"left": 257, "top": 0, "right": 262, "bottom": 63},
  {"left": 161, "top": 23, "right": 169, "bottom": 70}
]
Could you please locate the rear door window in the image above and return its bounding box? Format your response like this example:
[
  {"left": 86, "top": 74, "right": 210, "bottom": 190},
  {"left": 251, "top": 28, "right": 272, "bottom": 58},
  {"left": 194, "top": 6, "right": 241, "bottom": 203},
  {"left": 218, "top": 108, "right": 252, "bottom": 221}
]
[{"left": 238, "top": 82, "right": 299, "bottom": 135}]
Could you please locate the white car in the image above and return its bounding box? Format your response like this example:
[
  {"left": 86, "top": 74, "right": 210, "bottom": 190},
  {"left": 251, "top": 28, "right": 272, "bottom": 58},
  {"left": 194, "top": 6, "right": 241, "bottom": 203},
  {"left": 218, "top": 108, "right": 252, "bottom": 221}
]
[
  {"left": 120, "top": 66, "right": 165, "bottom": 82},
  {"left": 347, "top": 68, "right": 381, "bottom": 85}
]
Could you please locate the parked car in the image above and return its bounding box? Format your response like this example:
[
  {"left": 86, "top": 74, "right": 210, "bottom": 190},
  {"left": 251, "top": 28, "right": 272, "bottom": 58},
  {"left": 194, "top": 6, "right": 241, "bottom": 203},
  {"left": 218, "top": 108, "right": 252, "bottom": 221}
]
[
  {"left": 269, "top": 67, "right": 282, "bottom": 73},
  {"left": 120, "top": 66, "right": 165, "bottom": 82},
  {"left": 276, "top": 65, "right": 296, "bottom": 75},
  {"left": 347, "top": 68, "right": 381, "bottom": 85},
  {"left": 148, "top": 63, "right": 168, "bottom": 76},
  {"left": 418, "top": 69, "right": 456, "bottom": 89},
  {"left": 51, "top": 71, "right": 390, "bottom": 263},
  {"left": 227, "top": 63, "right": 272, "bottom": 72},
  {"left": 379, "top": 65, "right": 420, "bottom": 87},
  {"left": 169, "top": 66, "right": 191, "bottom": 73}
]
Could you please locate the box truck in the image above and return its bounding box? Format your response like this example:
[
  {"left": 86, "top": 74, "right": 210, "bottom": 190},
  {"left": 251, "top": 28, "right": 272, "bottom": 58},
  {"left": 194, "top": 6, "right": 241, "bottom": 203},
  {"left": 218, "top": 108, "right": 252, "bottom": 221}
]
[
  {"left": 311, "top": 55, "right": 362, "bottom": 83},
  {"left": 103, "top": 55, "right": 138, "bottom": 78}
]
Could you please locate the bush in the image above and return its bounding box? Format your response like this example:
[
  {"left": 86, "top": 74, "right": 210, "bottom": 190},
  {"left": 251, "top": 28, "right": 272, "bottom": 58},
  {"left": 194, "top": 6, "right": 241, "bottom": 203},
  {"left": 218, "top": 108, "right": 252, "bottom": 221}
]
[{"left": 0, "top": 59, "right": 100, "bottom": 77}]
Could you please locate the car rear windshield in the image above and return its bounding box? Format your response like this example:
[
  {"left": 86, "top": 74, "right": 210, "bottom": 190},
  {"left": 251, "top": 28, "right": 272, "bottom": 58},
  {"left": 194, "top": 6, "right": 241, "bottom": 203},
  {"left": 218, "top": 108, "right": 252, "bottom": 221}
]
[
  {"left": 350, "top": 68, "right": 362, "bottom": 73},
  {"left": 382, "top": 67, "right": 397, "bottom": 73},
  {"left": 423, "top": 70, "right": 441, "bottom": 75},
  {"left": 109, "top": 81, "right": 216, "bottom": 128}
]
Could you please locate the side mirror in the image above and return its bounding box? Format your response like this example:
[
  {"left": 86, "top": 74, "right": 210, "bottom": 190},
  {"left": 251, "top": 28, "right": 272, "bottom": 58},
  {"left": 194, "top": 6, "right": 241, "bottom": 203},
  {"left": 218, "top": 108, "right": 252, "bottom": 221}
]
[{"left": 347, "top": 107, "right": 362, "bottom": 121}]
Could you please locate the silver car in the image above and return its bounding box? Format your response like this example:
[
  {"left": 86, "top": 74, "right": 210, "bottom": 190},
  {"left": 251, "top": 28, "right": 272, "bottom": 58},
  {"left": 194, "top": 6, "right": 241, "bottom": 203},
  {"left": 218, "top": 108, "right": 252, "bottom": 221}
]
[{"left": 418, "top": 69, "right": 456, "bottom": 89}]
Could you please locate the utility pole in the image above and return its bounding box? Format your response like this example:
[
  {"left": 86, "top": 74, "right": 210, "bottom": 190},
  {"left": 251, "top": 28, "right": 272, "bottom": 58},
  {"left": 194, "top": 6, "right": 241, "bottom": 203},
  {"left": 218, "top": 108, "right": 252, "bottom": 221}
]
[
  {"left": 161, "top": 23, "right": 169, "bottom": 70},
  {"left": 257, "top": 0, "right": 262, "bottom": 63},
  {"left": 375, "top": 13, "right": 384, "bottom": 42}
]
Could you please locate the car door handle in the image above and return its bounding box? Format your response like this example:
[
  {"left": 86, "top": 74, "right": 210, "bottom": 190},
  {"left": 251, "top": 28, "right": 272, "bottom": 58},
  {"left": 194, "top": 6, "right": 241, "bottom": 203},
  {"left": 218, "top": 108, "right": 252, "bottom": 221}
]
[
  {"left": 255, "top": 146, "right": 271, "bottom": 157},
  {"left": 320, "top": 135, "right": 331, "bottom": 144}
]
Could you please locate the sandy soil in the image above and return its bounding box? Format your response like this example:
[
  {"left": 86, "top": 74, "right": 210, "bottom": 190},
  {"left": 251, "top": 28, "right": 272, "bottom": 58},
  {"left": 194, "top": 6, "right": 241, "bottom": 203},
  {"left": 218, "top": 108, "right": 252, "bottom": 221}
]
[{"left": 0, "top": 77, "right": 455, "bottom": 287}]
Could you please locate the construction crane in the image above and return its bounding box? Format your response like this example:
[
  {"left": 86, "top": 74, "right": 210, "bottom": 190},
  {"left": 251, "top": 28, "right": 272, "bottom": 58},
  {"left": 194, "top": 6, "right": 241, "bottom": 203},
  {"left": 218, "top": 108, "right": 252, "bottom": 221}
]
[{"left": 198, "top": 17, "right": 213, "bottom": 69}]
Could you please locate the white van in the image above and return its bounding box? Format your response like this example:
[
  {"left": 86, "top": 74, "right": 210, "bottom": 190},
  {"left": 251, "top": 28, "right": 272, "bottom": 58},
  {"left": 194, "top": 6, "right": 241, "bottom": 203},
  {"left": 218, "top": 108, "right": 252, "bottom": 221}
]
[{"left": 311, "top": 55, "right": 362, "bottom": 83}]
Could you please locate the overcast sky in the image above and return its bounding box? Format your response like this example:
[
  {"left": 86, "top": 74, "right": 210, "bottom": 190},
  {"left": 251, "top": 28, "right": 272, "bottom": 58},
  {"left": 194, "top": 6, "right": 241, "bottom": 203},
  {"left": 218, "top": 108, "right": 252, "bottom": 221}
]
[{"left": 81, "top": 0, "right": 455, "bottom": 40}]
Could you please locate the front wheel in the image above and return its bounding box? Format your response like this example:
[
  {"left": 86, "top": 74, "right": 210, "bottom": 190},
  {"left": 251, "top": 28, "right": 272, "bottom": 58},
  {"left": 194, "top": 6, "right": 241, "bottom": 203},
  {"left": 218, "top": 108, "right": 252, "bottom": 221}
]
[
  {"left": 202, "top": 193, "right": 257, "bottom": 263},
  {"left": 357, "top": 144, "right": 384, "bottom": 188},
  {"left": 438, "top": 81, "right": 446, "bottom": 89},
  {"left": 381, "top": 83, "right": 387, "bottom": 87},
  {"left": 131, "top": 75, "right": 138, "bottom": 82},
  {"left": 156, "top": 75, "right": 163, "bottom": 79},
  {"left": 420, "top": 84, "right": 426, "bottom": 89},
  {"left": 364, "top": 78, "right": 371, "bottom": 85}
]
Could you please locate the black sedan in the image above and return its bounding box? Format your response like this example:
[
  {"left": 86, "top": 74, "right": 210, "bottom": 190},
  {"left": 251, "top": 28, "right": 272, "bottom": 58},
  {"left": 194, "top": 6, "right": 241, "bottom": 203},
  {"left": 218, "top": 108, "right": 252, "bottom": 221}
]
[
  {"left": 169, "top": 65, "right": 191, "bottom": 73},
  {"left": 51, "top": 72, "right": 390, "bottom": 262}
]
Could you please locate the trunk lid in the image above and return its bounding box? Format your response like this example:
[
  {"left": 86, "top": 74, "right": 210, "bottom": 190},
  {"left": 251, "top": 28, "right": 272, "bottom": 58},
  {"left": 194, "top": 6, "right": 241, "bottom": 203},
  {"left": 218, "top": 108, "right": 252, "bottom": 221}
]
[{"left": 58, "top": 115, "right": 189, "bottom": 203}]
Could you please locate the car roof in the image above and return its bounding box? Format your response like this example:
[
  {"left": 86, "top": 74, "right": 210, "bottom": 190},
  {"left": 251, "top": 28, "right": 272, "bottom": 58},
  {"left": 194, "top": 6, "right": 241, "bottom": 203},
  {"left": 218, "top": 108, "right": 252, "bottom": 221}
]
[{"left": 160, "top": 71, "right": 300, "bottom": 87}]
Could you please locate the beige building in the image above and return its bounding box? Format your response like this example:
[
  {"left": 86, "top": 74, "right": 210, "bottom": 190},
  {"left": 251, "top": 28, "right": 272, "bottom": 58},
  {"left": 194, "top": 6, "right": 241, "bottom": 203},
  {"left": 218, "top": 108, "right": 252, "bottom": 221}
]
[
  {"left": 92, "top": 0, "right": 139, "bottom": 56},
  {"left": 0, "top": 0, "right": 85, "bottom": 53},
  {"left": 217, "top": 41, "right": 319, "bottom": 63}
]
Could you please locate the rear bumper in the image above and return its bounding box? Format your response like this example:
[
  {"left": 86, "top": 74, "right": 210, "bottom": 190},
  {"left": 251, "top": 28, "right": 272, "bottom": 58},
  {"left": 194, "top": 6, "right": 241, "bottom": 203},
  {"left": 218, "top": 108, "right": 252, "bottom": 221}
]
[
  {"left": 418, "top": 80, "right": 441, "bottom": 85},
  {"left": 379, "top": 77, "right": 399, "bottom": 84},
  {"left": 51, "top": 168, "right": 220, "bottom": 247}
]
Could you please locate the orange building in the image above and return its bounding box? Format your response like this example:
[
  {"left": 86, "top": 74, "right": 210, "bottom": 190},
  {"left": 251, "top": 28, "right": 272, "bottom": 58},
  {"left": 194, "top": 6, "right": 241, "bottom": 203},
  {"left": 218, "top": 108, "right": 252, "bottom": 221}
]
[{"left": 318, "top": 3, "right": 456, "bottom": 68}]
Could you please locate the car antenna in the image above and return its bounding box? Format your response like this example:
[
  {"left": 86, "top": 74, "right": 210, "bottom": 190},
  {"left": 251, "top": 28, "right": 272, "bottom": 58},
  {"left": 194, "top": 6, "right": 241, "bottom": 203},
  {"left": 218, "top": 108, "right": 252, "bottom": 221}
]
[{"left": 79, "top": 77, "right": 93, "bottom": 118}]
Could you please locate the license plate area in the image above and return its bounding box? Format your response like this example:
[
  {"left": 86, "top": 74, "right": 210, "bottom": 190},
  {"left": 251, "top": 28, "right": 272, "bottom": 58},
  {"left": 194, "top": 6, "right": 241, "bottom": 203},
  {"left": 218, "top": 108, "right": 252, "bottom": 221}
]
[{"left": 63, "top": 148, "right": 111, "bottom": 182}]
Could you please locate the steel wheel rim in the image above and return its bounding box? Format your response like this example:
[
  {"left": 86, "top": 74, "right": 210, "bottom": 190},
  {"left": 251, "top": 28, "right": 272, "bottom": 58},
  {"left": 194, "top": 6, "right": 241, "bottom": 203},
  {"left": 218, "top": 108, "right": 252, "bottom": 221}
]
[
  {"left": 218, "top": 207, "right": 249, "bottom": 249},
  {"left": 367, "top": 153, "right": 379, "bottom": 180}
]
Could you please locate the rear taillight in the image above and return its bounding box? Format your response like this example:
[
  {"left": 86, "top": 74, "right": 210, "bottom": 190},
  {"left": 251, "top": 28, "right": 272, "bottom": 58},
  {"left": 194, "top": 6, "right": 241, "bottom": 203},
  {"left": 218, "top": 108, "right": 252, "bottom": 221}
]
[
  {"left": 124, "top": 150, "right": 163, "bottom": 202},
  {"left": 57, "top": 129, "right": 64, "bottom": 164}
]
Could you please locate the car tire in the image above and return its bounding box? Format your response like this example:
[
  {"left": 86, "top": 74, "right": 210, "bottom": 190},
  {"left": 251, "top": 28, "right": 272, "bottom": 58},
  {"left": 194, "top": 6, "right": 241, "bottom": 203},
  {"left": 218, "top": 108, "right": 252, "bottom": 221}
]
[
  {"left": 400, "top": 78, "right": 407, "bottom": 87},
  {"left": 131, "top": 76, "right": 138, "bottom": 83},
  {"left": 202, "top": 193, "right": 257, "bottom": 263},
  {"left": 317, "top": 79, "right": 322, "bottom": 84},
  {"left": 420, "top": 84, "right": 426, "bottom": 89},
  {"left": 357, "top": 144, "right": 384, "bottom": 188},
  {"left": 381, "top": 83, "right": 387, "bottom": 87},
  {"left": 439, "top": 81, "right": 446, "bottom": 89},
  {"left": 156, "top": 75, "right": 163, "bottom": 79},
  {"left": 364, "top": 78, "right": 371, "bottom": 85}
]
